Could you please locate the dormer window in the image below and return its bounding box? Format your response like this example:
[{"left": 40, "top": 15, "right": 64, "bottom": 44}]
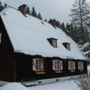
[
  {"left": 47, "top": 38, "right": 57, "bottom": 48},
  {"left": 63, "top": 42, "right": 70, "bottom": 50},
  {"left": 0, "top": 33, "right": 2, "bottom": 44}
]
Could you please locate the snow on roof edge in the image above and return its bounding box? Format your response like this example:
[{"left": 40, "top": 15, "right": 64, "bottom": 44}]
[{"left": 0, "top": 7, "right": 86, "bottom": 60}]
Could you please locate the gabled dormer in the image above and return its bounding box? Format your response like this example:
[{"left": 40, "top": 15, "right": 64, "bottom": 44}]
[
  {"left": 63, "top": 42, "right": 70, "bottom": 50},
  {"left": 47, "top": 38, "right": 58, "bottom": 48}
]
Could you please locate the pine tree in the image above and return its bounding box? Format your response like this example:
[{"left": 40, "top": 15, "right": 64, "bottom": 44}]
[
  {"left": 66, "top": 23, "right": 71, "bottom": 32},
  {"left": 31, "top": 6, "right": 37, "bottom": 17},
  {"left": 0, "top": 1, "right": 4, "bottom": 11},
  {"left": 4, "top": 3, "right": 7, "bottom": 8},
  {"left": 45, "top": 19, "right": 47, "bottom": 22},
  {"left": 70, "top": 0, "right": 90, "bottom": 43},
  {"left": 56, "top": 20, "right": 61, "bottom": 28},
  {"left": 70, "top": 24, "right": 79, "bottom": 42},
  {"left": 61, "top": 23, "right": 66, "bottom": 32},
  {"left": 0, "top": 1, "right": 1, "bottom": 6},
  {"left": 26, "top": 7, "right": 30, "bottom": 14},
  {"left": 37, "top": 13, "right": 42, "bottom": 20}
]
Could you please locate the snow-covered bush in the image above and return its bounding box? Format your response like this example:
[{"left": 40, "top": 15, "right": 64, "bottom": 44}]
[{"left": 81, "top": 42, "right": 90, "bottom": 59}]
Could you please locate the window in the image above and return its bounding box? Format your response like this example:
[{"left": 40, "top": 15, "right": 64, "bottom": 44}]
[
  {"left": 47, "top": 38, "right": 57, "bottom": 48},
  {"left": 68, "top": 61, "right": 75, "bottom": 72},
  {"left": 32, "top": 58, "right": 45, "bottom": 74},
  {"left": 52, "top": 60, "right": 63, "bottom": 73},
  {"left": 63, "top": 42, "right": 70, "bottom": 50},
  {"left": 78, "top": 61, "right": 84, "bottom": 71},
  {"left": 52, "top": 39, "right": 57, "bottom": 48},
  {"left": 0, "top": 33, "right": 2, "bottom": 44}
]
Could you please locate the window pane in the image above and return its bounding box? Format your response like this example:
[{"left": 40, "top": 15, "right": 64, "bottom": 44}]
[
  {"left": 53, "top": 60, "right": 63, "bottom": 71},
  {"left": 57, "top": 61, "right": 60, "bottom": 70},
  {"left": 60, "top": 61, "right": 63, "bottom": 70},
  {"left": 36, "top": 59, "right": 40, "bottom": 71},
  {"left": 40, "top": 60, "right": 44, "bottom": 71},
  {"left": 52, "top": 39, "right": 57, "bottom": 48},
  {"left": 68, "top": 61, "right": 75, "bottom": 70},
  {"left": 78, "top": 62, "right": 84, "bottom": 70},
  {"left": 32, "top": 58, "right": 44, "bottom": 72},
  {"left": 63, "top": 43, "right": 70, "bottom": 50},
  {"left": 32, "top": 59, "right": 37, "bottom": 71}
]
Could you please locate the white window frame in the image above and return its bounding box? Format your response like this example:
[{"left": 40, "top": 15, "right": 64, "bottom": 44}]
[
  {"left": 68, "top": 61, "right": 75, "bottom": 71},
  {"left": 53, "top": 60, "right": 63, "bottom": 71},
  {"left": 32, "top": 58, "right": 44, "bottom": 72},
  {"left": 78, "top": 61, "right": 84, "bottom": 70},
  {"left": 0, "top": 33, "right": 2, "bottom": 44}
]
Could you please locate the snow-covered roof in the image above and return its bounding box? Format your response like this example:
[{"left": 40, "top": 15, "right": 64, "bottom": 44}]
[{"left": 0, "top": 7, "right": 85, "bottom": 60}]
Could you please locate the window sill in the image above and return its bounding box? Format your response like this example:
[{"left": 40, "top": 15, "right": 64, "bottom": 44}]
[
  {"left": 35, "top": 71, "right": 45, "bottom": 74},
  {"left": 79, "top": 69, "right": 84, "bottom": 72},
  {"left": 54, "top": 70, "right": 62, "bottom": 73},
  {"left": 69, "top": 70, "right": 75, "bottom": 72}
]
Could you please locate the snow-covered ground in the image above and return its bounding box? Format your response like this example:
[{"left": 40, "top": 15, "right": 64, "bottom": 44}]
[{"left": 0, "top": 80, "right": 81, "bottom": 90}]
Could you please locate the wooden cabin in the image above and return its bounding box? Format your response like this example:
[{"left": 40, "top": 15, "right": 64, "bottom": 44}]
[{"left": 0, "top": 6, "right": 87, "bottom": 82}]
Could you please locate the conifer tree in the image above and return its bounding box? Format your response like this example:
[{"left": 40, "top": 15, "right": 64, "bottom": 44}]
[
  {"left": 0, "top": 1, "right": 1, "bottom": 6},
  {"left": 70, "top": 0, "right": 90, "bottom": 43},
  {"left": 26, "top": 7, "right": 30, "bottom": 14},
  {"left": 31, "top": 6, "right": 37, "bottom": 17},
  {"left": 56, "top": 20, "right": 61, "bottom": 28},
  {"left": 4, "top": 3, "right": 7, "bottom": 8},
  {"left": 37, "top": 13, "right": 42, "bottom": 20},
  {"left": 0, "top": 1, "right": 4, "bottom": 11},
  {"left": 61, "top": 23, "right": 66, "bottom": 32},
  {"left": 45, "top": 19, "right": 47, "bottom": 22}
]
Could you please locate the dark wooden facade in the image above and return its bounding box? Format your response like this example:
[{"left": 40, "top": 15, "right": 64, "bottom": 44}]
[
  {"left": 0, "top": 16, "right": 87, "bottom": 82},
  {"left": 15, "top": 54, "right": 87, "bottom": 82}
]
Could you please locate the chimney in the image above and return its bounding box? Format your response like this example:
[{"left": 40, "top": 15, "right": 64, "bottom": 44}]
[{"left": 18, "top": 4, "right": 29, "bottom": 16}]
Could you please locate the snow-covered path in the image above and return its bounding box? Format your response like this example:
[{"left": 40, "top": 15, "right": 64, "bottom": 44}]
[
  {"left": 0, "top": 80, "right": 81, "bottom": 90},
  {"left": 28, "top": 80, "right": 81, "bottom": 90}
]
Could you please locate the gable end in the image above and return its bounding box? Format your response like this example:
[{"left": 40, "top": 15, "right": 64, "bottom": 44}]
[{"left": 0, "top": 16, "right": 14, "bottom": 54}]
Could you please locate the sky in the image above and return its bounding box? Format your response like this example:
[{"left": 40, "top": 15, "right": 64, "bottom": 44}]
[{"left": 0, "top": 0, "right": 90, "bottom": 24}]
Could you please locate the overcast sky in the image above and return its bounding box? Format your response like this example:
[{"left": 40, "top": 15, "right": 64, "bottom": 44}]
[{"left": 1, "top": 0, "right": 90, "bottom": 24}]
